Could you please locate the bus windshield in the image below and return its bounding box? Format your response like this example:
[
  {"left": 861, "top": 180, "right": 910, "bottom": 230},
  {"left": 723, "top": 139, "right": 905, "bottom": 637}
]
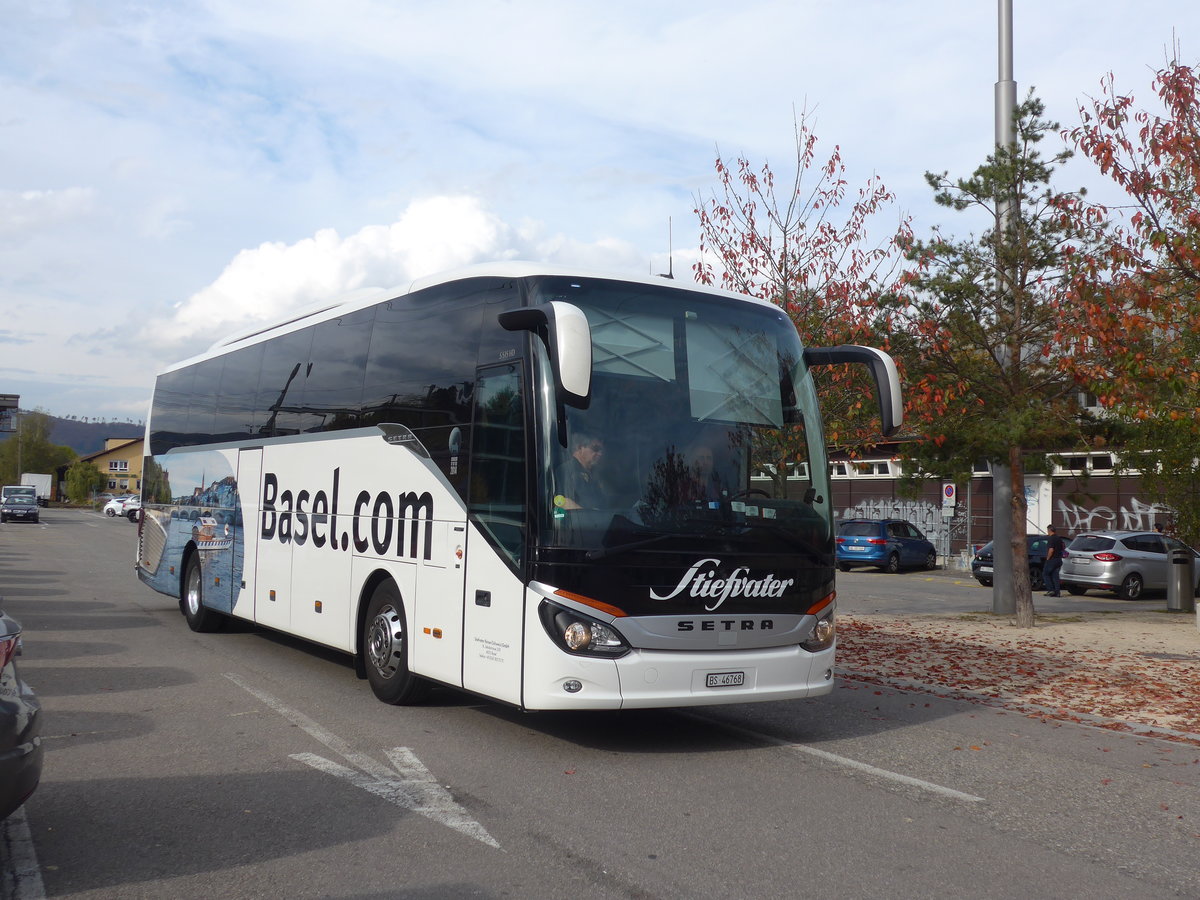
[{"left": 533, "top": 276, "right": 832, "bottom": 562}]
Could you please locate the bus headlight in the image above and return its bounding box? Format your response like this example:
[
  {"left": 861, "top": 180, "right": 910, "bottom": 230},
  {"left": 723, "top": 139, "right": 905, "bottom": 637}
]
[
  {"left": 800, "top": 610, "right": 836, "bottom": 652},
  {"left": 539, "top": 602, "right": 630, "bottom": 658},
  {"left": 563, "top": 621, "right": 591, "bottom": 650}
]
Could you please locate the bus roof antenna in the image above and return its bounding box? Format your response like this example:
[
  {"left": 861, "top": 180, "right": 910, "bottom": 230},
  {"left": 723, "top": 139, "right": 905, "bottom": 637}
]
[{"left": 657, "top": 217, "right": 674, "bottom": 279}]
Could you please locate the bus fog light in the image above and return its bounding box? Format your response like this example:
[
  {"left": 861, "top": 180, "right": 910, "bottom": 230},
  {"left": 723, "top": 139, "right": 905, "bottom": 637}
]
[
  {"left": 564, "top": 622, "right": 591, "bottom": 651},
  {"left": 563, "top": 679, "right": 583, "bottom": 693}
]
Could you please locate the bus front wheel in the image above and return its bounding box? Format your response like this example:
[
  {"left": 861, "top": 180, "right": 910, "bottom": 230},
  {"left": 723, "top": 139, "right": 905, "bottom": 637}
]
[
  {"left": 182, "top": 554, "right": 223, "bottom": 633},
  {"left": 363, "top": 580, "right": 431, "bottom": 705}
]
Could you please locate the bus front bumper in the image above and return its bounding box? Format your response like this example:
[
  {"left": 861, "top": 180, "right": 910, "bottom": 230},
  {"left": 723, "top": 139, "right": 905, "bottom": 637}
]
[{"left": 522, "top": 642, "right": 836, "bottom": 711}]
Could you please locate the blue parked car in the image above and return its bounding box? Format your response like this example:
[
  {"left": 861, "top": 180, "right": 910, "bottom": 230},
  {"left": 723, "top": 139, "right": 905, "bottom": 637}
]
[{"left": 836, "top": 518, "right": 937, "bottom": 573}]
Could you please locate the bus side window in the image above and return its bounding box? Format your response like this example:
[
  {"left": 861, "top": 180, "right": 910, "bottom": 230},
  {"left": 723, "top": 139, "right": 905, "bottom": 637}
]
[{"left": 468, "top": 365, "right": 526, "bottom": 567}]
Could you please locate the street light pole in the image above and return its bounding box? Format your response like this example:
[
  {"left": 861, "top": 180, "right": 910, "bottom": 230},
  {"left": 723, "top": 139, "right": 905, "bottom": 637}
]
[{"left": 991, "top": 0, "right": 1018, "bottom": 615}]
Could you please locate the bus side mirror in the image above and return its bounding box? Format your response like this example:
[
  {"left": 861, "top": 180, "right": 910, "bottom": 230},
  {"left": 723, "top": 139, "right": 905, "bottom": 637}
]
[
  {"left": 499, "top": 301, "right": 592, "bottom": 408},
  {"left": 803, "top": 345, "right": 903, "bottom": 438}
]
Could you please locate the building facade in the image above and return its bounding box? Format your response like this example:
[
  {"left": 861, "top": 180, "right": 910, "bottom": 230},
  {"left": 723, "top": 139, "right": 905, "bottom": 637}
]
[{"left": 78, "top": 437, "right": 145, "bottom": 495}]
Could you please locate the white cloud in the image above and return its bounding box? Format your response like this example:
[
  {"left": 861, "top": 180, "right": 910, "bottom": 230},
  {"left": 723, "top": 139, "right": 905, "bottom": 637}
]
[{"left": 146, "top": 194, "right": 652, "bottom": 347}]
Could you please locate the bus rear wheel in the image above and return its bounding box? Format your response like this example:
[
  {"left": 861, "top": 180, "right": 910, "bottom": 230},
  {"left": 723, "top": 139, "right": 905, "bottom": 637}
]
[
  {"left": 182, "top": 553, "right": 223, "bottom": 633},
  {"left": 363, "top": 580, "right": 431, "bottom": 705}
]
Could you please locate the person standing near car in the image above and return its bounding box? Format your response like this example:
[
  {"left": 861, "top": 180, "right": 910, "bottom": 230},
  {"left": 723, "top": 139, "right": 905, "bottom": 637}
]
[{"left": 1043, "top": 524, "right": 1066, "bottom": 596}]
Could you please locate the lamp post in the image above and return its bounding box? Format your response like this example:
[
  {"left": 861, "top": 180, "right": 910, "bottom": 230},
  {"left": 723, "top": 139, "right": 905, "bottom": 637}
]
[{"left": 991, "top": 0, "right": 1018, "bottom": 615}]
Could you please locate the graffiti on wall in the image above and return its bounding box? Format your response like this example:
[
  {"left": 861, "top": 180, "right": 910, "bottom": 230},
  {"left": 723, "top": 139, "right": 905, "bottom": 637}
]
[
  {"left": 840, "top": 498, "right": 949, "bottom": 545},
  {"left": 1056, "top": 496, "right": 1172, "bottom": 534}
]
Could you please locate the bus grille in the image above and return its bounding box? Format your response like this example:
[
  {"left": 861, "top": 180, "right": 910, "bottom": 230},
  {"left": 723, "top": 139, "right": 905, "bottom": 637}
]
[{"left": 140, "top": 514, "right": 168, "bottom": 573}]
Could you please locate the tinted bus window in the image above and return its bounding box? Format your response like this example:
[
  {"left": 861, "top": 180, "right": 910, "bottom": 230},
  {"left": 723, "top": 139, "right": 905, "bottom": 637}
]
[
  {"left": 149, "top": 365, "right": 195, "bottom": 455},
  {"left": 298, "top": 307, "right": 375, "bottom": 433},
  {"left": 214, "top": 343, "right": 264, "bottom": 442},
  {"left": 255, "top": 326, "right": 315, "bottom": 438},
  {"left": 469, "top": 364, "right": 526, "bottom": 566},
  {"left": 363, "top": 284, "right": 485, "bottom": 432},
  {"left": 185, "top": 357, "right": 223, "bottom": 447}
]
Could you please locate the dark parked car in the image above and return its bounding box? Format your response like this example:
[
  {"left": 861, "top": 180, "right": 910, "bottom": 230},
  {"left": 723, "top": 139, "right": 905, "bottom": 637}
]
[
  {"left": 0, "top": 495, "right": 40, "bottom": 524},
  {"left": 1060, "top": 530, "right": 1200, "bottom": 599},
  {"left": 836, "top": 518, "right": 937, "bottom": 573},
  {"left": 0, "top": 610, "right": 42, "bottom": 820},
  {"left": 971, "top": 535, "right": 1051, "bottom": 589}
]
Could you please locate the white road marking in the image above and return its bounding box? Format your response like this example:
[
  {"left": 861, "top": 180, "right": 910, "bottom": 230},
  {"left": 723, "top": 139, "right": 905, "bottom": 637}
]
[
  {"left": 0, "top": 807, "right": 47, "bottom": 900},
  {"left": 690, "top": 716, "right": 985, "bottom": 803},
  {"left": 225, "top": 672, "right": 499, "bottom": 848}
]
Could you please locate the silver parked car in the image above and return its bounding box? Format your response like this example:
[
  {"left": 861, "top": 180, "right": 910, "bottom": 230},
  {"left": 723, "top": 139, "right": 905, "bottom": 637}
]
[
  {"left": 1059, "top": 530, "right": 1200, "bottom": 600},
  {"left": 1, "top": 610, "right": 42, "bottom": 820}
]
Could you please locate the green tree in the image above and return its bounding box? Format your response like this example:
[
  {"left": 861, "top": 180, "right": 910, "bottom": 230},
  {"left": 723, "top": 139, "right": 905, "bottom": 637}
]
[
  {"left": 0, "top": 410, "right": 77, "bottom": 484},
  {"left": 883, "top": 95, "right": 1103, "bottom": 627},
  {"left": 65, "top": 460, "right": 107, "bottom": 503}
]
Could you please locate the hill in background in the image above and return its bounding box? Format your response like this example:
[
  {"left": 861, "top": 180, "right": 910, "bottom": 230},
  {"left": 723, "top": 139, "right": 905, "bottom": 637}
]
[{"left": 0, "top": 414, "right": 142, "bottom": 457}]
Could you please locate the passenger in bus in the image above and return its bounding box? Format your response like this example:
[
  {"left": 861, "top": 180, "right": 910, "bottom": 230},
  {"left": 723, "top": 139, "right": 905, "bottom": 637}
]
[{"left": 554, "top": 432, "right": 607, "bottom": 510}]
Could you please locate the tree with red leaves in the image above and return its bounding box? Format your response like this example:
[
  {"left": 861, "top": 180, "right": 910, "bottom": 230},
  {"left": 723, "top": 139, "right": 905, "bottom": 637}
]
[
  {"left": 1063, "top": 54, "right": 1200, "bottom": 543},
  {"left": 692, "top": 112, "right": 910, "bottom": 491}
]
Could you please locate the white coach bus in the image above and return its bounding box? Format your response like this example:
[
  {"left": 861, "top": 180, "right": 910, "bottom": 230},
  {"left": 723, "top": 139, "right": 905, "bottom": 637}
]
[{"left": 137, "top": 263, "right": 901, "bottom": 710}]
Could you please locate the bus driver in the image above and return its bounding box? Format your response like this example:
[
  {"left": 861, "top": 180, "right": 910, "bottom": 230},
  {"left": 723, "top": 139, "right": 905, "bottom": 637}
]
[{"left": 554, "top": 432, "right": 606, "bottom": 510}]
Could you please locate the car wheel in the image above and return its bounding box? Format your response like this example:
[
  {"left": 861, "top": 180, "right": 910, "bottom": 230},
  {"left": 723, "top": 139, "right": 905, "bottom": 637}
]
[
  {"left": 924, "top": 550, "right": 937, "bottom": 570},
  {"left": 976, "top": 577, "right": 993, "bottom": 587},
  {"left": 883, "top": 553, "right": 900, "bottom": 574},
  {"left": 182, "top": 554, "right": 223, "bottom": 632},
  {"left": 105, "top": 508, "right": 116, "bottom": 517},
  {"left": 363, "top": 579, "right": 431, "bottom": 705},
  {"left": 1118, "top": 572, "right": 1144, "bottom": 601},
  {"left": 1029, "top": 567, "right": 1044, "bottom": 591},
  {"left": 127, "top": 510, "right": 138, "bottom": 522},
  {"left": 838, "top": 562, "right": 852, "bottom": 573},
  {"left": 1065, "top": 585, "right": 1087, "bottom": 596}
]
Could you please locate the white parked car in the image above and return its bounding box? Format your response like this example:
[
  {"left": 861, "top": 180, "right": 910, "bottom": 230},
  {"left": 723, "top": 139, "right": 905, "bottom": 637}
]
[
  {"left": 122, "top": 496, "right": 142, "bottom": 521},
  {"left": 103, "top": 496, "right": 137, "bottom": 517}
]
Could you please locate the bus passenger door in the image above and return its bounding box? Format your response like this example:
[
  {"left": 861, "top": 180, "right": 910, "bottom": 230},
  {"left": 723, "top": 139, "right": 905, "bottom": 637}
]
[
  {"left": 232, "top": 448, "right": 263, "bottom": 622},
  {"left": 461, "top": 364, "right": 527, "bottom": 705},
  {"left": 254, "top": 448, "right": 292, "bottom": 634}
]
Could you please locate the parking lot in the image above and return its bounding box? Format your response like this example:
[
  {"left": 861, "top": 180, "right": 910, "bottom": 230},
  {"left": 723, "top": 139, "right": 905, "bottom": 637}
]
[{"left": 3, "top": 508, "right": 1199, "bottom": 899}]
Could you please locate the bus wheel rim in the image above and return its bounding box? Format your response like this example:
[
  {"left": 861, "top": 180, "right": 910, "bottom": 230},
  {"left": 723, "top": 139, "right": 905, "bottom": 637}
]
[
  {"left": 186, "top": 565, "right": 202, "bottom": 616},
  {"left": 368, "top": 604, "right": 404, "bottom": 678}
]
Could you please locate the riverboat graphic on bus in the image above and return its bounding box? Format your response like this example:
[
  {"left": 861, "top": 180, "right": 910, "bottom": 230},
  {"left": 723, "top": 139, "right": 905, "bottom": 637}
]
[
  {"left": 192, "top": 516, "right": 233, "bottom": 552},
  {"left": 139, "top": 449, "right": 244, "bottom": 615}
]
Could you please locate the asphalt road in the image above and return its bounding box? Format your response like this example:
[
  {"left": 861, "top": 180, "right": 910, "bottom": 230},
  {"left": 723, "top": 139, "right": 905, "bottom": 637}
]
[
  {"left": 832, "top": 562, "right": 1166, "bottom": 616},
  {"left": 2, "top": 509, "right": 1198, "bottom": 899}
]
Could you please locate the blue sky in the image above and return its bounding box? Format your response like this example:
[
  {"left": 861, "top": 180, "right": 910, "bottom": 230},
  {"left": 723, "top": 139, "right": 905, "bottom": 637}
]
[{"left": 2, "top": 1, "right": 1197, "bottom": 421}]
